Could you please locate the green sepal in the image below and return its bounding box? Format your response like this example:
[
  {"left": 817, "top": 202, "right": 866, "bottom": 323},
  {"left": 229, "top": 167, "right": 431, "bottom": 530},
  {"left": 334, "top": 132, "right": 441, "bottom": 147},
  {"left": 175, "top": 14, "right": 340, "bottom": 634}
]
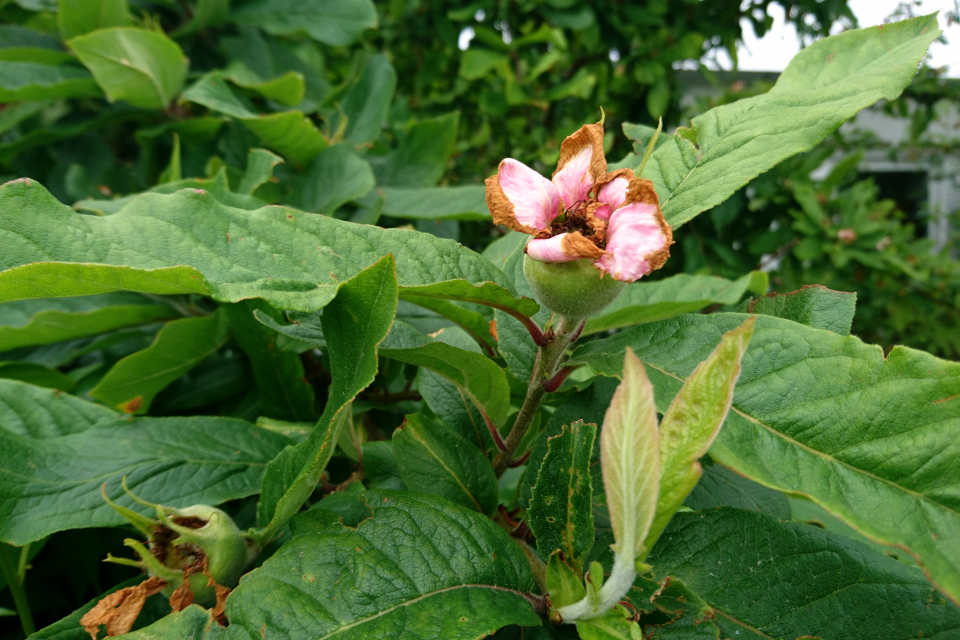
[
  {"left": 546, "top": 551, "right": 586, "bottom": 611},
  {"left": 586, "top": 560, "right": 605, "bottom": 611}
]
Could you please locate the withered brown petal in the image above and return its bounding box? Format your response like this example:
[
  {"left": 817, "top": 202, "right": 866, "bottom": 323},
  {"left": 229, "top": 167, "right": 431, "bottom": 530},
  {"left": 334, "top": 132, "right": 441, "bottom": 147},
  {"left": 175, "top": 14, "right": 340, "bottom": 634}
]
[
  {"left": 561, "top": 231, "right": 605, "bottom": 260},
  {"left": 554, "top": 121, "right": 607, "bottom": 187},
  {"left": 79, "top": 576, "right": 167, "bottom": 639}
]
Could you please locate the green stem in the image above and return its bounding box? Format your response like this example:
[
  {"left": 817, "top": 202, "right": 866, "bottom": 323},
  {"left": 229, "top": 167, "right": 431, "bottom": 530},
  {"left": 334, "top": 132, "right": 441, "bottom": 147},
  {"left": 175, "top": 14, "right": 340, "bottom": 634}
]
[
  {"left": 1, "top": 544, "right": 35, "bottom": 637},
  {"left": 492, "top": 316, "right": 584, "bottom": 476}
]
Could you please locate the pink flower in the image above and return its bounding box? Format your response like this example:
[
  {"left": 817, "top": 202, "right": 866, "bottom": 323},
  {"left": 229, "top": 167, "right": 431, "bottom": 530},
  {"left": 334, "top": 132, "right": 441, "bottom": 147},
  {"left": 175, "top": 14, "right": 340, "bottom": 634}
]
[{"left": 485, "top": 120, "right": 673, "bottom": 282}]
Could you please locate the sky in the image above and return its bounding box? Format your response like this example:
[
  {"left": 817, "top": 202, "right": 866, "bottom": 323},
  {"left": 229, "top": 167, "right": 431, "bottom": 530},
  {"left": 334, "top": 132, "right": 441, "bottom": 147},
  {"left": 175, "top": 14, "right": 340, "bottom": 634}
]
[{"left": 729, "top": 0, "right": 959, "bottom": 77}]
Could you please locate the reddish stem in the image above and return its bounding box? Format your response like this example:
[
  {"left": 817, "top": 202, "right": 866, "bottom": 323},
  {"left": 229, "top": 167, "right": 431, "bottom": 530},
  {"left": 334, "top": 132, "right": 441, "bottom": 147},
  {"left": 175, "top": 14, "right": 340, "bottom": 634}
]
[
  {"left": 542, "top": 365, "right": 579, "bottom": 393},
  {"left": 506, "top": 450, "right": 531, "bottom": 468},
  {"left": 482, "top": 410, "right": 509, "bottom": 452}
]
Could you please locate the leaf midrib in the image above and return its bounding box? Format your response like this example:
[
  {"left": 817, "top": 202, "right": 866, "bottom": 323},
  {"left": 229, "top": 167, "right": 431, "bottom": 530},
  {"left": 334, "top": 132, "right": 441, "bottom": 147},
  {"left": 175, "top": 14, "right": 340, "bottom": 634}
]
[{"left": 317, "top": 583, "right": 530, "bottom": 639}]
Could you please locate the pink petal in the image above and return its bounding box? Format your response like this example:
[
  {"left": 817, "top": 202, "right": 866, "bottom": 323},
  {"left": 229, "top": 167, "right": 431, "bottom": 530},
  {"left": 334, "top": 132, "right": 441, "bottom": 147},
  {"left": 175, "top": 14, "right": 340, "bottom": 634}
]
[
  {"left": 527, "top": 235, "right": 580, "bottom": 263},
  {"left": 527, "top": 232, "right": 604, "bottom": 263},
  {"left": 552, "top": 146, "right": 594, "bottom": 210},
  {"left": 595, "top": 177, "right": 629, "bottom": 222},
  {"left": 496, "top": 159, "right": 559, "bottom": 232},
  {"left": 594, "top": 203, "right": 671, "bottom": 282}
]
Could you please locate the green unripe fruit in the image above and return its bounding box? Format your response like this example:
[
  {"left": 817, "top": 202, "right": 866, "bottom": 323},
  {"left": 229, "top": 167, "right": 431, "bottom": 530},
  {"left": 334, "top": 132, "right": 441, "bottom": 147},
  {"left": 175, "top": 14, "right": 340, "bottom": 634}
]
[{"left": 523, "top": 256, "right": 626, "bottom": 319}]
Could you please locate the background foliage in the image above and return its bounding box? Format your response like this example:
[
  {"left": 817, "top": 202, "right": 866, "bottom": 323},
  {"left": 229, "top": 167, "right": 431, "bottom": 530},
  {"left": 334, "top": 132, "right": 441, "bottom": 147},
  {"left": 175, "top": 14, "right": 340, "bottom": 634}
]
[{"left": 0, "top": 0, "right": 956, "bottom": 638}]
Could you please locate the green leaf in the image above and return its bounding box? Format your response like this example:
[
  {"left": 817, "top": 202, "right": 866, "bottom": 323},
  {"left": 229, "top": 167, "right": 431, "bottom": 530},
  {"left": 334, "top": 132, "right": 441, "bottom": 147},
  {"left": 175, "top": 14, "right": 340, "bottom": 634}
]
[
  {"left": 0, "top": 61, "right": 101, "bottom": 101},
  {"left": 381, "top": 323, "right": 511, "bottom": 429},
  {"left": 401, "top": 297, "right": 495, "bottom": 351},
  {"left": 602, "top": 349, "right": 660, "bottom": 558},
  {"left": 232, "top": 0, "right": 378, "bottom": 46},
  {"left": 0, "top": 180, "right": 535, "bottom": 318},
  {"left": 338, "top": 53, "right": 396, "bottom": 145},
  {"left": 68, "top": 27, "right": 188, "bottom": 109},
  {"left": 740, "top": 284, "right": 857, "bottom": 335},
  {"left": 213, "top": 491, "right": 539, "bottom": 638},
  {"left": 643, "top": 317, "right": 754, "bottom": 554},
  {"left": 570, "top": 313, "right": 960, "bottom": 605},
  {"left": 57, "top": 0, "right": 132, "bottom": 40},
  {"left": 362, "top": 441, "right": 405, "bottom": 491},
  {"left": 392, "top": 412, "right": 499, "bottom": 514},
  {"left": 224, "top": 65, "right": 305, "bottom": 107},
  {"left": 683, "top": 463, "right": 790, "bottom": 518},
  {"left": 644, "top": 15, "right": 940, "bottom": 227},
  {"left": 0, "top": 293, "right": 176, "bottom": 351},
  {"left": 90, "top": 312, "right": 231, "bottom": 413},
  {"left": 583, "top": 272, "right": 767, "bottom": 336},
  {"left": 255, "top": 256, "right": 398, "bottom": 542},
  {"left": 181, "top": 74, "right": 327, "bottom": 164},
  {"left": 0, "top": 25, "right": 71, "bottom": 65},
  {"left": 530, "top": 420, "right": 596, "bottom": 569},
  {"left": 0, "top": 401, "right": 291, "bottom": 545},
  {"left": 290, "top": 143, "right": 374, "bottom": 214},
  {"left": 520, "top": 378, "right": 618, "bottom": 510},
  {"left": 649, "top": 509, "right": 960, "bottom": 639},
  {"left": 221, "top": 300, "right": 315, "bottom": 422},
  {"left": 241, "top": 111, "right": 327, "bottom": 166},
  {"left": 0, "top": 361, "right": 76, "bottom": 391},
  {"left": 74, "top": 168, "right": 267, "bottom": 215},
  {"left": 371, "top": 112, "right": 460, "bottom": 187},
  {"left": 577, "top": 610, "right": 642, "bottom": 640},
  {"left": 171, "top": 0, "right": 230, "bottom": 38},
  {"left": 380, "top": 185, "right": 490, "bottom": 221},
  {"left": 236, "top": 148, "right": 284, "bottom": 195},
  {"left": 0, "top": 379, "right": 116, "bottom": 438}
]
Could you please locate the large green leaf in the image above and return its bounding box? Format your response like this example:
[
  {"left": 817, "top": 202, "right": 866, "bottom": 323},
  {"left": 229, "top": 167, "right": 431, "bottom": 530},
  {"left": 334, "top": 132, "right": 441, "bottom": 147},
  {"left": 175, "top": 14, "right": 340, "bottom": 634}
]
[
  {"left": 380, "top": 185, "right": 490, "bottom": 221},
  {"left": 393, "top": 412, "right": 499, "bottom": 514},
  {"left": 68, "top": 27, "right": 187, "bottom": 109},
  {"left": 529, "top": 420, "right": 596, "bottom": 569},
  {"left": 740, "top": 284, "right": 857, "bottom": 335},
  {"left": 643, "top": 15, "right": 940, "bottom": 227},
  {"left": 221, "top": 300, "right": 315, "bottom": 422},
  {"left": 648, "top": 509, "right": 960, "bottom": 639},
  {"left": 0, "top": 379, "right": 115, "bottom": 438},
  {"left": 583, "top": 271, "right": 767, "bottom": 336},
  {"left": 0, "top": 293, "right": 176, "bottom": 352},
  {"left": 57, "top": 0, "right": 132, "bottom": 40},
  {"left": 89, "top": 312, "right": 231, "bottom": 413},
  {"left": 0, "top": 388, "right": 292, "bottom": 545},
  {"left": 128, "top": 491, "right": 539, "bottom": 638},
  {"left": 232, "top": 0, "right": 378, "bottom": 46},
  {"left": 683, "top": 463, "right": 789, "bottom": 518},
  {"left": 255, "top": 256, "right": 398, "bottom": 542},
  {"left": 338, "top": 53, "right": 396, "bottom": 145},
  {"left": 569, "top": 313, "right": 960, "bottom": 604},
  {"left": 0, "top": 61, "right": 101, "bottom": 101},
  {"left": 0, "top": 180, "right": 536, "bottom": 318}
]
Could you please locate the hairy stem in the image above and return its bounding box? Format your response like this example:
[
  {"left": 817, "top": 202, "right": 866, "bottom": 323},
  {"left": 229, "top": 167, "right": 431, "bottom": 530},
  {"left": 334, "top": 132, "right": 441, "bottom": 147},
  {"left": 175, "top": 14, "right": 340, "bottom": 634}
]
[
  {"left": 492, "top": 316, "right": 584, "bottom": 476},
  {"left": 554, "top": 550, "right": 636, "bottom": 622},
  {"left": 0, "top": 544, "right": 35, "bottom": 636}
]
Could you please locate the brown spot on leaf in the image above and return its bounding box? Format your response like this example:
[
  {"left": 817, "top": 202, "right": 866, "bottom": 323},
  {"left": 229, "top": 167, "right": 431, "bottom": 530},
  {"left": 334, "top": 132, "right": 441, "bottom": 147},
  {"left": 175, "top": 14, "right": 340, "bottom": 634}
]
[
  {"left": 488, "top": 319, "right": 498, "bottom": 341},
  {"left": 122, "top": 397, "right": 143, "bottom": 413},
  {"left": 79, "top": 576, "right": 167, "bottom": 639}
]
